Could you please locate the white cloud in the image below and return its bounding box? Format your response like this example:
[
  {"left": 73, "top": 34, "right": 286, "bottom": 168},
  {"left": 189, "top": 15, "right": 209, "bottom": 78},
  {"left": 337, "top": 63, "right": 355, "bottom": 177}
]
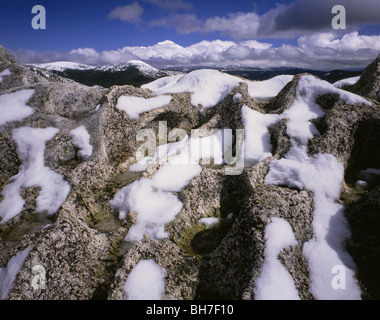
[
  {"left": 13, "top": 32, "right": 380, "bottom": 71},
  {"left": 204, "top": 12, "right": 261, "bottom": 39},
  {"left": 108, "top": 2, "right": 144, "bottom": 23},
  {"left": 150, "top": 14, "right": 201, "bottom": 34},
  {"left": 150, "top": 0, "right": 380, "bottom": 40},
  {"left": 143, "top": 0, "right": 194, "bottom": 11}
]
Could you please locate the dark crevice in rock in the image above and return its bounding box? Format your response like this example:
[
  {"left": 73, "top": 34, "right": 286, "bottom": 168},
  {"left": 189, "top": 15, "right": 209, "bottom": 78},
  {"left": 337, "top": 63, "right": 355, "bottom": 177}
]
[
  {"left": 90, "top": 252, "right": 124, "bottom": 300},
  {"left": 269, "top": 119, "right": 290, "bottom": 158},
  {"left": 315, "top": 93, "right": 340, "bottom": 111},
  {"left": 153, "top": 111, "right": 193, "bottom": 132},
  {"left": 195, "top": 171, "right": 254, "bottom": 299},
  {"left": 345, "top": 119, "right": 380, "bottom": 187},
  {"left": 345, "top": 186, "right": 380, "bottom": 300}
]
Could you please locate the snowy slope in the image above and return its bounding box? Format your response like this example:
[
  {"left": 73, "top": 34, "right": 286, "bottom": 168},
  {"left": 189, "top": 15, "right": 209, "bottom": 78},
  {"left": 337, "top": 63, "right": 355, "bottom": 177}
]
[
  {"left": 143, "top": 70, "right": 294, "bottom": 108},
  {"left": 27, "top": 60, "right": 168, "bottom": 77},
  {"left": 27, "top": 61, "right": 93, "bottom": 72},
  {"left": 333, "top": 76, "right": 361, "bottom": 88},
  {"left": 95, "top": 60, "right": 161, "bottom": 76}
]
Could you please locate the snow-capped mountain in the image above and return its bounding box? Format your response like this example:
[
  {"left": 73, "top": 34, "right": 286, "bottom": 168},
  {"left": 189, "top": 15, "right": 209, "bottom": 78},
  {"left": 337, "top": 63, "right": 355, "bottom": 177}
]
[
  {"left": 27, "top": 61, "right": 94, "bottom": 72},
  {"left": 27, "top": 60, "right": 168, "bottom": 76},
  {"left": 25, "top": 60, "right": 178, "bottom": 88},
  {"left": 94, "top": 60, "right": 163, "bottom": 77}
]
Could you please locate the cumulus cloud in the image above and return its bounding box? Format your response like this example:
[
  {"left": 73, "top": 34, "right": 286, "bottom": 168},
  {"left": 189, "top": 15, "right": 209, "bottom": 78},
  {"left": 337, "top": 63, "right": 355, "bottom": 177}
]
[
  {"left": 153, "top": 0, "right": 380, "bottom": 39},
  {"left": 12, "top": 32, "right": 380, "bottom": 71},
  {"left": 143, "top": 0, "right": 194, "bottom": 11},
  {"left": 273, "top": 0, "right": 380, "bottom": 36},
  {"left": 150, "top": 14, "right": 201, "bottom": 33},
  {"left": 204, "top": 12, "right": 261, "bottom": 39},
  {"left": 108, "top": 2, "right": 144, "bottom": 23}
]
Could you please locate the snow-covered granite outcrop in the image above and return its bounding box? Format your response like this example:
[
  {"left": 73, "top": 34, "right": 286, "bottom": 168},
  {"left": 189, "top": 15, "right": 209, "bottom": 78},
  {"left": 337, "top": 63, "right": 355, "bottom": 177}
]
[{"left": 1, "top": 46, "right": 380, "bottom": 300}]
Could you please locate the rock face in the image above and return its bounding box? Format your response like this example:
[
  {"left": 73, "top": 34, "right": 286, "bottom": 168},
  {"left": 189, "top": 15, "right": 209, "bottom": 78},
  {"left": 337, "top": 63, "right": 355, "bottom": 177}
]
[
  {"left": 349, "top": 54, "right": 380, "bottom": 103},
  {"left": 1, "top": 47, "right": 380, "bottom": 300}
]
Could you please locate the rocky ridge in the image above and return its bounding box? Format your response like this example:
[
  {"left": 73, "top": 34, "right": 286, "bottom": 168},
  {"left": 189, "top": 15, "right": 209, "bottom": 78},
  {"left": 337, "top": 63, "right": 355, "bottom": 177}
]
[{"left": 1, "top": 46, "right": 380, "bottom": 300}]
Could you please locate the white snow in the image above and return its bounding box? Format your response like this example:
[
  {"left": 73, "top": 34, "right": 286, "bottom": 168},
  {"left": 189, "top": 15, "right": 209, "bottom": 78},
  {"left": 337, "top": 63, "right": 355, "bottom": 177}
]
[
  {"left": 111, "top": 148, "right": 204, "bottom": 241},
  {"left": 247, "top": 75, "right": 294, "bottom": 101},
  {"left": 0, "top": 69, "right": 11, "bottom": 82},
  {"left": 151, "top": 164, "right": 202, "bottom": 192},
  {"left": 333, "top": 76, "right": 360, "bottom": 88},
  {"left": 129, "top": 135, "right": 189, "bottom": 172},
  {"left": 27, "top": 59, "right": 169, "bottom": 78},
  {"left": 142, "top": 74, "right": 183, "bottom": 92},
  {"left": 110, "top": 178, "right": 183, "bottom": 241},
  {"left": 91, "top": 104, "right": 101, "bottom": 114},
  {"left": 27, "top": 61, "right": 93, "bottom": 72},
  {"left": 355, "top": 180, "right": 368, "bottom": 189},
  {"left": 144, "top": 70, "right": 293, "bottom": 109},
  {"left": 96, "top": 60, "right": 161, "bottom": 76},
  {"left": 241, "top": 105, "right": 281, "bottom": 165},
  {"left": 0, "top": 89, "right": 35, "bottom": 126},
  {"left": 189, "top": 130, "right": 224, "bottom": 165},
  {"left": 264, "top": 75, "right": 365, "bottom": 300},
  {"left": 115, "top": 95, "right": 172, "bottom": 119},
  {"left": 233, "top": 93, "right": 242, "bottom": 103},
  {"left": 283, "top": 75, "right": 370, "bottom": 143},
  {"left": 130, "top": 129, "right": 225, "bottom": 171},
  {"left": 143, "top": 69, "right": 241, "bottom": 109},
  {"left": 199, "top": 217, "right": 220, "bottom": 228},
  {"left": 0, "top": 127, "right": 70, "bottom": 224},
  {"left": 124, "top": 259, "right": 166, "bottom": 300},
  {"left": 111, "top": 130, "right": 228, "bottom": 241},
  {"left": 70, "top": 125, "right": 93, "bottom": 158},
  {"left": 254, "top": 218, "right": 300, "bottom": 300},
  {"left": 0, "top": 247, "right": 32, "bottom": 300}
]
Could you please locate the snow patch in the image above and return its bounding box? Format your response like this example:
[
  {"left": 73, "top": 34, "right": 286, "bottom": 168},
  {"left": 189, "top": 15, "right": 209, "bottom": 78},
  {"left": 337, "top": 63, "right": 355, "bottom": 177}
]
[
  {"left": 70, "top": 125, "right": 93, "bottom": 158},
  {"left": 233, "top": 93, "right": 242, "bottom": 103},
  {"left": 144, "top": 71, "right": 293, "bottom": 108},
  {"left": 247, "top": 75, "right": 294, "bottom": 101},
  {"left": 199, "top": 217, "right": 220, "bottom": 228},
  {"left": 254, "top": 218, "right": 300, "bottom": 300},
  {"left": 111, "top": 131, "right": 227, "bottom": 241},
  {"left": 284, "top": 75, "right": 370, "bottom": 143},
  {"left": 0, "top": 69, "right": 11, "bottom": 82},
  {"left": 27, "top": 61, "right": 93, "bottom": 72},
  {"left": 0, "top": 247, "right": 32, "bottom": 300},
  {"left": 264, "top": 75, "right": 364, "bottom": 300},
  {"left": 333, "top": 76, "right": 360, "bottom": 88},
  {"left": 241, "top": 105, "right": 281, "bottom": 165},
  {"left": 110, "top": 178, "right": 183, "bottom": 241},
  {"left": 124, "top": 259, "right": 166, "bottom": 300},
  {"left": 0, "top": 127, "right": 70, "bottom": 224},
  {"left": 0, "top": 89, "right": 35, "bottom": 125},
  {"left": 143, "top": 69, "right": 241, "bottom": 109},
  {"left": 129, "top": 135, "right": 189, "bottom": 172},
  {"left": 151, "top": 164, "right": 202, "bottom": 192},
  {"left": 142, "top": 74, "right": 183, "bottom": 92},
  {"left": 116, "top": 95, "right": 172, "bottom": 119}
]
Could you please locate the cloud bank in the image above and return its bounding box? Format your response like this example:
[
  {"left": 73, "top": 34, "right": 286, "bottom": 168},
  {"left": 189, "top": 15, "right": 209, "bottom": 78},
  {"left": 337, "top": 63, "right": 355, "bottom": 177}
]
[
  {"left": 12, "top": 32, "right": 380, "bottom": 71},
  {"left": 154, "top": 0, "right": 380, "bottom": 39}
]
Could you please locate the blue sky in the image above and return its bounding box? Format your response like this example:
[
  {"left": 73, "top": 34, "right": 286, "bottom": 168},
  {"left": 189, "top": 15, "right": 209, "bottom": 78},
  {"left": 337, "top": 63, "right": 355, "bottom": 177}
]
[
  {"left": 1, "top": 0, "right": 380, "bottom": 70},
  {"left": 0, "top": 0, "right": 295, "bottom": 50}
]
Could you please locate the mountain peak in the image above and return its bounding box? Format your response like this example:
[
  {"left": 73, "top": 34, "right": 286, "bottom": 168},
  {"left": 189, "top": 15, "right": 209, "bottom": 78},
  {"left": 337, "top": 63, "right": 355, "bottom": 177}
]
[
  {"left": 350, "top": 54, "right": 380, "bottom": 102},
  {"left": 27, "top": 61, "right": 93, "bottom": 72}
]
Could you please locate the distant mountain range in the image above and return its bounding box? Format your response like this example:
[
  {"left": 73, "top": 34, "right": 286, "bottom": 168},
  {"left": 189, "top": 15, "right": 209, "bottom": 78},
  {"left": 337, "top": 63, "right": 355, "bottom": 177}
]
[
  {"left": 26, "top": 60, "right": 363, "bottom": 88},
  {"left": 26, "top": 60, "right": 178, "bottom": 88}
]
